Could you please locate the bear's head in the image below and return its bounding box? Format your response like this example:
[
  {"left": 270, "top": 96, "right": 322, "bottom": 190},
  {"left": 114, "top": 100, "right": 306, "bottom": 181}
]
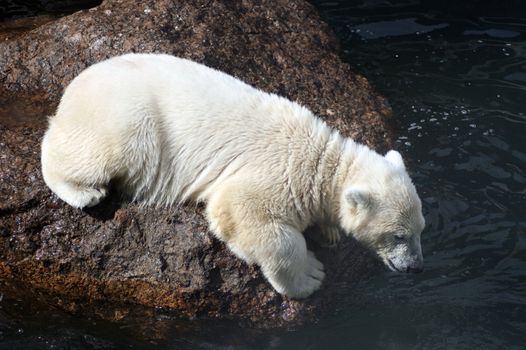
[{"left": 339, "top": 150, "right": 425, "bottom": 273}]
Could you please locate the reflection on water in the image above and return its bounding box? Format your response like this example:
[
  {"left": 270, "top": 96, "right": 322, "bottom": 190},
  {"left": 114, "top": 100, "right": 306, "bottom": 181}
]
[
  {"left": 1, "top": 1, "right": 526, "bottom": 349},
  {"left": 352, "top": 18, "right": 449, "bottom": 39}
]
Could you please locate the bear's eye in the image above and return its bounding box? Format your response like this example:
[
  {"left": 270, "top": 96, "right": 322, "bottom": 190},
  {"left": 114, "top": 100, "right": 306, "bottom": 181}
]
[{"left": 394, "top": 234, "right": 405, "bottom": 241}]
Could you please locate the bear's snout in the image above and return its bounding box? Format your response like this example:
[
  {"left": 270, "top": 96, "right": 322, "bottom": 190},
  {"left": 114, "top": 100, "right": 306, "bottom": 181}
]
[
  {"left": 404, "top": 256, "right": 424, "bottom": 273},
  {"left": 406, "top": 265, "right": 423, "bottom": 273}
]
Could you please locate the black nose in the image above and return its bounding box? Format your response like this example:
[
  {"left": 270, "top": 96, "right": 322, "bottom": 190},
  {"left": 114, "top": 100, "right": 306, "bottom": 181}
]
[{"left": 406, "top": 266, "right": 423, "bottom": 273}]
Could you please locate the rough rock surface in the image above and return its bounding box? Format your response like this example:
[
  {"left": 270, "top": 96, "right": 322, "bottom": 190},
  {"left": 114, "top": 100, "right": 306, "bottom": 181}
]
[{"left": 0, "top": 0, "right": 391, "bottom": 327}]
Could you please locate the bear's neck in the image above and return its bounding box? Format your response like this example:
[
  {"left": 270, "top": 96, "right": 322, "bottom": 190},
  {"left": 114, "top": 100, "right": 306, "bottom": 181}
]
[{"left": 294, "top": 119, "right": 365, "bottom": 227}]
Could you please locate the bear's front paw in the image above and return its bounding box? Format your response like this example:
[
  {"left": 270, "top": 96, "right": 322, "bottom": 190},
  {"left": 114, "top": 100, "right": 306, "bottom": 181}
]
[
  {"left": 320, "top": 226, "right": 341, "bottom": 247},
  {"left": 309, "top": 225, "right": 341, "bottom": 248},
  {"left": 276, "top": 251, "right": 325, "bottom": 299}
]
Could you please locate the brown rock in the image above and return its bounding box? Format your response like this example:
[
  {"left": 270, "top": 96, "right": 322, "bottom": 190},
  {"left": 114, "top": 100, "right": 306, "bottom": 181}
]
[{"left": 0, "top": 0, "right": 391, "bottom": 327}]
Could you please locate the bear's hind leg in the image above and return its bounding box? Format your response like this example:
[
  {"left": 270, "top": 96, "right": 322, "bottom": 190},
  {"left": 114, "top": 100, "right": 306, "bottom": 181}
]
[
  {"left": 47, "top": 179, "right": 108, "bottom": 208},
  {"left": 41, "top": 130, "right": 113, "bottom": 209}
]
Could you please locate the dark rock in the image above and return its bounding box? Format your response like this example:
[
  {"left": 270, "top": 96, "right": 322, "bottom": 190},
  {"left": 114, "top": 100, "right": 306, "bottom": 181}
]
[
  {"left": 0, "top": 0, "right": 391, "bottom": 327},
  {"left": 0, "top": 15, "right": 58, "bottom": 41}
]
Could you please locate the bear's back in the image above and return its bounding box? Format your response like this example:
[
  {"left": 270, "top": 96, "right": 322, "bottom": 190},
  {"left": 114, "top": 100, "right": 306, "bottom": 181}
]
[{"left": 51, "top": 53, "right": 322, "bottom": 205}]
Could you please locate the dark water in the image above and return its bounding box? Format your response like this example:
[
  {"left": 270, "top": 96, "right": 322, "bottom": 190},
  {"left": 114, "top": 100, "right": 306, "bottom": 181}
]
[
  {"left": 2, "top": 1, "right": 526, "bottom": 349},
  {"left": 305, "top": 1, "right": 526, "bottom": 348},
  {"left": 0, "top": 0, "right": 102, "bottom": 19}
]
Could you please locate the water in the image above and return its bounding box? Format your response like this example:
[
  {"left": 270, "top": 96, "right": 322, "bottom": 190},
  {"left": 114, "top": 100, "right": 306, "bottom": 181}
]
[
  {"left": 1, "top": 1, "right": 526, "bottom": 349},
  {"left": 304, "top": 1, "right": 526, "bottom": 348}
]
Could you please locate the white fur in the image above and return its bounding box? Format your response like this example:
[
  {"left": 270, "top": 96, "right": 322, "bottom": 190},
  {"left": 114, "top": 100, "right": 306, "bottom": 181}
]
[{"left": 41, "top": 53, "right": 425, "bottom": 298}]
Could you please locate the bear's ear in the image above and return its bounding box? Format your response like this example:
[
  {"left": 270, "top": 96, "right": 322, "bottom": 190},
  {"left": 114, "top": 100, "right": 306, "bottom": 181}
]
[
  {"left": 345, "top": 187, "right": 371, "bottom": 209},
  {"left": 385, "top": 150, "right": 405, "bottom": 170}
]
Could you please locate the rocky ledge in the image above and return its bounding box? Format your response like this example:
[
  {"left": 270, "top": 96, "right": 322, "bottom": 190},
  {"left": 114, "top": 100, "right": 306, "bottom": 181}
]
[{"left": 0, "top": 0, "right": 392, "bottom": 327}]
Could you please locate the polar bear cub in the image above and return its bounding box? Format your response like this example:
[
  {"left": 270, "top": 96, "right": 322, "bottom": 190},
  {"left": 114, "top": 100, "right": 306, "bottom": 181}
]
[{"left": 41, "top": 53, "right": 425, "bottom": 298}]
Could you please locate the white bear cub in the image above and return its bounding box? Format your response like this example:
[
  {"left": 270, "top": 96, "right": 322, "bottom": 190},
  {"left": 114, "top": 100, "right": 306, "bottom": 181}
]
[{"left": 41, "top": 53, "right": 425, "bottom": 298}]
